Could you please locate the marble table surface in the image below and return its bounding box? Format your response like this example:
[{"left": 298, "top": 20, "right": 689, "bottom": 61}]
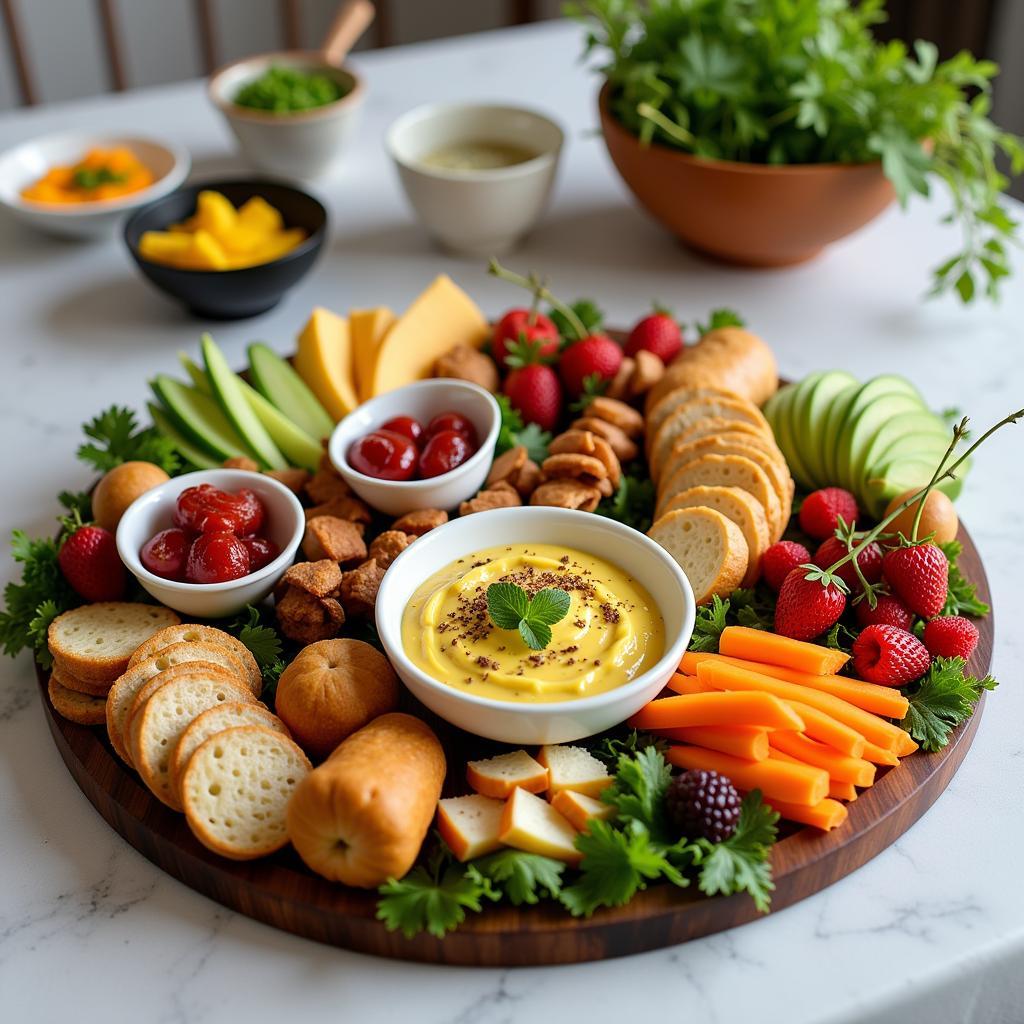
[{"left": 1, "top": 20, "right": 1022, "bottom": 1024}]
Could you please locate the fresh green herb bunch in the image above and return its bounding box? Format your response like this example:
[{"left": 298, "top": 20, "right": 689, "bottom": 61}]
[
  {"left": 234, "top": 66, "right": 347, "bottom": 114},
  {"left": 570, "top": 0, "right": 1024, "bottom": 302}
]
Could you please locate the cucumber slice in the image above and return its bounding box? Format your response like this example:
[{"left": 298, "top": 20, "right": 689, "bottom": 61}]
[
  {"left": 179, "top": 352, "right": 212, "bottom": 394},
  {"left": 240, "top": 382, "right": 322, "bottom": 471},
  {"left": 838, "top": 391, "right": 923, "bottom": 493},
  {"left": 796, "top": 370, "right": 858, "bottom": 489},
  {"left": 248, "top": 342, "right": 334, "bottom": 441},
  {"left": 819, "top": 382, "right": 859, "bottom": 486},
  {"left": 147, "top": 402, "right": 219, "bottom": 470},
  {"left": 765, "top": 384, "right": 815, "bottom": 491},
  {"left": 202, "top": 334, "right": 287, "bottom": 470},
  {"left": 150, "top": 375, "right": 256, "bottom": 463}
]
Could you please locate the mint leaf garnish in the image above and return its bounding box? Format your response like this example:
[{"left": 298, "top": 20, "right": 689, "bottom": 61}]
[{"left": 486, "top": 582, "right": 570, "bottom": 651}]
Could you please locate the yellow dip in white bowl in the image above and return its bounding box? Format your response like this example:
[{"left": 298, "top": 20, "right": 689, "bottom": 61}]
[{"left": 402, "top": 543, "right": 665, "bottom": 703}]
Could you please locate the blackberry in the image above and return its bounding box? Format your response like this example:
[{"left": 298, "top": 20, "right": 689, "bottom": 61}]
[{"left": 666, "top": 769, "right": 741, "bottom": 844}]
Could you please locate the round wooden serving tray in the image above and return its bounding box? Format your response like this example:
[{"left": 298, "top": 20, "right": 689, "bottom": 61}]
[{"left": 36, "top": 521, "right": 992, "bottom": 965}]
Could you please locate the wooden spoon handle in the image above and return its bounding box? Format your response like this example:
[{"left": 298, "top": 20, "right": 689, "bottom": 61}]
[{"left": 321, "top": 0, "right": 375, "bottom": 66}]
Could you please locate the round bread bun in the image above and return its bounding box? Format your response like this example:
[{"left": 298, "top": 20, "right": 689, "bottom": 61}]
[
  {"left": 275, "top": 639, "right": 400, "bottom": 762},
  {"left": 91, "top": 461, "right": 170, "bottom": 533}
]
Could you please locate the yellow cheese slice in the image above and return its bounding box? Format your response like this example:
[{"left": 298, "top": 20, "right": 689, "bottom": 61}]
[
  {"left": 351, "top": 306, "right": 396, "bottom": 403},
  {"left": 294, "top": 307, "right": 358, "bottom": 421},
  {"left": 370, "top": 275, "right": 489, "bottom": 397}
]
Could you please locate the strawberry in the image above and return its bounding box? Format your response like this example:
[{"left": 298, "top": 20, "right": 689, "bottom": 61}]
[
  {"left": 851, "top": 624, "right": 931, "bottom": 687},
  {"left": 799, "top": 488, "right": 859, "bottom": 540},
  {"left": 923, "top": 615, "right": 979, "bottom": 660},
  {"left": 624, "top": 309, "right": 683, "bottom": 363},
  {"left": 492, "top": 309, "right": 559, "bottom": 367},
  {"left": 503, "top": 363, "right": 562, "bottom": 431},
  {"left": 58, "top": 525, "right": 126, "bottom": 602},
  {"left": 882, "top": 542, "right": 949, "bottom": 618},
  {"left": 855, "top": 593, "right": 914, "bottom": 631},
  {"left": 814, "top": 535, "right": 883, "bottom": 590},
  {"left": 761, "top": 541, "right": 811, "bottom": 592},
  {"left": 558, "top": 334, "right": 623, "bottom": 397},
  {"left": 774, "top": 567, "right": 847, "bottom": 641}
]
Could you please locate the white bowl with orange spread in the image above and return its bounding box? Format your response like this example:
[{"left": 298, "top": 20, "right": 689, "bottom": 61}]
[{"left": 375, "top": 506, "right": 695, "bottom": 744}]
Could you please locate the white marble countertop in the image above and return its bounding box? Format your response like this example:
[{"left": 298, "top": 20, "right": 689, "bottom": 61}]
[{"left": 1, "top": 20, "right": 1022, "bottom": 1024}]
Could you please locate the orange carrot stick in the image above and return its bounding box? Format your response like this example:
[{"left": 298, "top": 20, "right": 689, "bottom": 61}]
[
  {"left": 860, "top": 740, "right": 900, "bottom": 766},
  {"left": 768, "top": 732, "right": 876, "bottom": 787},
  {"left": 783, "top": 701, "right": 865, "bottom": 758},
  {"left": 668, "top": 745, "right": 829, "bottom": 806},
  {"left": 719, "top": 625, "right": 849, "bottom": 675},
  {"left": 695, "top": 660, "right": 905, "bottom": 752},
  {"left": 666, "top": 673, "right": 713, "bottom": 695},
  {"left": 761, "top": 795, "right": 849, "bottom": 831},
  {"left": 653, "top": 725, "right": 770, "bottom": 761},
  {"left": 769, "top": 750, "right": 860, "bottom": 802},
  {"left": 680, "top": 651, "right": 909, "bottom": 719},
  {"left": 628, "top": 691, "right": 805, "bottom": 731},
  {"left": 893, "top": 731, "right": 919, "bottom": 756}
]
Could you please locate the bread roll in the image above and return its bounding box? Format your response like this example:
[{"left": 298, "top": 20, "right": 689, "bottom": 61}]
[
  {"left": 286, "top": 713, "right": 445, "bottom": 887},
  {"left": 274, "top": 639, "right": 399, "bottom": 761},
  {"left": 91, "top": 461, "right": 170, "bottom": 533}
]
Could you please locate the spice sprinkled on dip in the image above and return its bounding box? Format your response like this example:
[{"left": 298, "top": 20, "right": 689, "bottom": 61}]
[{"left": 401, "top": 543, "right": 664, "bottom": 702}]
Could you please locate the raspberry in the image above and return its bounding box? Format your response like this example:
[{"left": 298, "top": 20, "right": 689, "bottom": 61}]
[
  {"left": 814, "top": 536, "right": 883, "bottom": 590},
  {"left": 761, "top": 540, "right": 811, "bottom": 592},
  {"left": 855, "top": 594, "right": 914, "bottom": 631},
  {"left": 923, "top": 616, "right": 979, "bottom": 660},
  {"left": 666, "top": 769, "right": 742, "bottom": 843},
  {"left": 851, "top": 624, "right": 931, "bottom": 687},
  {"left": 799, "top": 488, "right": 859, "bottom": 540}
]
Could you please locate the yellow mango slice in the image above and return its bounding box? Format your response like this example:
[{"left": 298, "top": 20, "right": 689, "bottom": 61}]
[
  {"left": 351, "top": 306, "right": 396, "bottom": 403},
  {"left": 238, "top": 195, "right": 283, "bottom": 233},
  {"left": 294, "top": 307, "right": 358, "bottom": 421},
  {"left": 193, "top": 190, "right": 237, "bottom": 239}
]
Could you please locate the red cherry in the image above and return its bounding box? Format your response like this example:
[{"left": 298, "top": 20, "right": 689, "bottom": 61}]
[
  {"left": 185, "top": 532, "right": 251, "bottom": 584},
  {"left": 380, "top": 416, "right": 424, "bottom": 446},
  {"left": 242, "top": 535, "right": 280, "bottom": 572},
  {"left": 175, "top": 484, "right": 248, "bottom": 534},
  {"left": 419, "top": 430, "right": 472, "bottom": 478},
  {"left": 348, "top": 429, "right": 418, "bottom": 480},
  {"left": 425, "top": 411, "right": 478, "bottom": 447},
  {"left": 141, "top": 527, "right": 192, "bottom": 580}
]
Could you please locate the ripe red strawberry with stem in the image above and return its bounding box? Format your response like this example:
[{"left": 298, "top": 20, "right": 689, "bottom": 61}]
[
  {"left": 882, "top": 541, "right": 949, "bottom": 618},
  {"left": 774, "top": 566, "right": 848, "bottom": 641},
  {"left": 503, "top": 336, "right": 563, "bottom": 431},
  {"left": 625, "top": 305, "right": 683, "bottom": 363},
  {"left": 59, "top": 521, "right": 126, "bottom": 602},
  {"left": 492, "top": 307, "right": 560, "bottom": 367}
]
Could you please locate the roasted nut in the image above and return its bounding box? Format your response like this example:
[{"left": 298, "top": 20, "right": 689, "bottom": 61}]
[
  {"left": 584, "top": 475, "right": 614, "bottom": 498},
  {"left": 391, "top": 508, "right": 448, "bottom": 536},
  {"left": 222, "top": 456, "right": 259, "bottom": 472},
  {"left": 264, "top": 467, "right": 311, "bottom": 494},
  {"left": 487, "top": 479, "right": 520, "bottom": 496},
  {"left": 368, "top": 530, "right": 412, "bottom": 569},
  {"left": 571, "top": 417, "right": 640, "bottom": 463},
  {"left": 605, "top": 357, "right": 636, "bottom": 401},
  {"left": 587, "top": 396, "right": 644, "bottom": 437},
  {"left": 433, "top": 344, "right": 500, "bottom": 392},
  {"left": 541, "top": 452, "right": 608, "bottom": 481},
  {"left": 630, "top": 350, "right": 665, "bottom": 396},
  {"left": 530, "top": 480, "right": 602, "bottom": 512},
  {"left": 548, "top": 430, "right": 597, "bottom": 456},
  {"left": 459, "top": 485, "right": 522, "bottom": 516},
  {"left": 486, "top": 445, "right": 527, "bottom": 487},
  {"left": 276, "top": 587, "right": 345, "bottom": 644},
  {"left": 306, "top": 468, "right": 352, "bottom": 504},
  {"left": 340, "top": 558, "right": 386, "bottom": 616},
  {"left": 303, "top": 516, "right": 367, "bottom": 565},
  {"left": 282, "top": 559, "right": 344, "bottom": 598},
  {"left": 512, "top": 458, "right": 542, "bottom": 498},
  {"left": 305, "top": 495, "right": 371, "bottom": 525}
]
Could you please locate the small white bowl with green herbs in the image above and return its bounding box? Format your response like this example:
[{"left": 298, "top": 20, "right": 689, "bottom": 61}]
[{"left": 208, "top": 54, "right": 364, "bottom": 180}]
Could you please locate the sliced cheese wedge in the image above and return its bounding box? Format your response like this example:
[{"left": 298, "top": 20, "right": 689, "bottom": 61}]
[
  {"left": 550, "top": 790, "right": 614, "bottom": 833},
  {"left": 498, "top": 787, "right": 581, "bottom": 866},
  {"left": 370, "top": 275, "right": 488, "bottom": 397},
  {"left": 437, "top": 794, "right": 505, "bottom": 861},
  {"left": 467, "top": 749, "right": 548, "bottom": 798},
  {"left": 295, "top": 307, "right": 358, "bottom": 421},
  {"left": 351, "top": 306, "right": 396, "bottom": 403},
  {"left": 537, "top": 744, "right": 612, "bottom": 798}
]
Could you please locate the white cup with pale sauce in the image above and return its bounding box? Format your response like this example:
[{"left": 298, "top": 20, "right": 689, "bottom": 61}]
[{"left": 386, "top": 103, "right": 564, "bottom": 256}]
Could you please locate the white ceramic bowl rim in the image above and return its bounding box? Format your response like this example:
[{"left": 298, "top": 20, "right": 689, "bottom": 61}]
[
  {"left": 208, "top": 51, "right": 364, "bottom": 125},
  {"left": 386, "top": 101, "right": 565, "bottom": 182},
  {"left": 329, "top": 379, "right": 501, "bottom": 492},
  {"left": 375, "top": 506, "right": 695, "bottom": 715},
  {"left": 116, "top": 469, "right": 305, "bottom": 593},
  {"left": 0, "top": 132, "right": 191, "bottom": 216}
]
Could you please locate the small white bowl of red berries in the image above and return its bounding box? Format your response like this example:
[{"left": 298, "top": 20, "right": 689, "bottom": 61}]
[
  {"left": 116, "top": 468, "right": 305, "bottom": 619},
  {"left": 327, "top": 379, "right": 501, "bottom": 517}
]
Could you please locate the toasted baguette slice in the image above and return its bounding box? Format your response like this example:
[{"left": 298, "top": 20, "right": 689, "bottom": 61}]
[
  {"left": 47, "top": 675, "right": 106, "bottom": 725},
  {"left": 646, "top": 385, "right": 746, "bottom": 445},
  {"left": 170, "top": 701, "right": 287, "bottom": 805},
  {"left": 106, "top": 643, "right": 250, "bottom": 765},
  {"left": 648, "top": 507, "right": 749, "bottom": 605},
  {"left": 498, "top": 787, "right": 581, "bottom": 866},
  {"left": 467, "top": 750, "right": 549, "bottom": 799},
  {"left": 537, "top": 745, "right": 613, "bottom": 798},
  {"left": 658, "top": 453, "right": 781, "bottom": 540},
  {"left": 550, "top": 790, "right": 615, "bottom": 833},
  {"left": 671, "top": 417, "right": 768, "bottom": 451},
  {"left": 48, "top": 603, "right": 180, "bottom": 685},
  {"left": 128, "top": 624, "right": 261, "bottom": 696},
  {"left": 50, "top": 662, "right": 111, "bottom": 697},
  {"left": 124, "top": 662, "right": 241, "bottom": 769},
  {"left": 182, "top": 726, "right": 311, "bottom": 860},
  {"left": 437, "top": 794, "right": 506, "bottom": 862},
  {"left": 135, "top": 672, "right": 257, "bottom": 809},
  {"left": 654, "top": 486, "right": 769, "bottom": 587}
]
